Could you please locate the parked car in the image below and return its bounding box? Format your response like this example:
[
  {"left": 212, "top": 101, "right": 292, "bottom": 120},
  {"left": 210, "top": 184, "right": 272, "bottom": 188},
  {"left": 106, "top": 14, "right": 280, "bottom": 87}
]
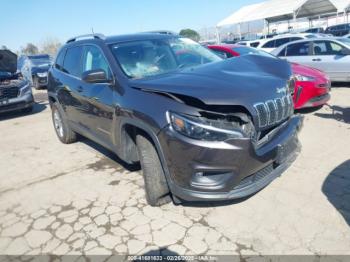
[
  {"left": 18, "top": 54, "right": 52, "bottom": 89},
  {"left": 208, "top": 44, "right": 331, "bottom": 109},
  {"left": 272, "top": 38, "right": 350, "bottom": 82},
  {"left": 304, "top": 27, "right": 325, "bottom": 34},
  {"left": 259, "top": 33, "right": 278, "bottom": 39},
  {"left": 292, "top": 63, "right": 331, "bottom": 109},
  {"left": 0, "top": 49, "right": 34, "bottom": 114},
  {"left": 48, "top": 33, "right": 303, "bottom": 206},
  {"left": 237, "top": 40, "right": 261, "bottom": 48},
  {"left": 325, "top": 23, "right": 350, "bottom": 36},
  {"left": 255, "top": 33, "right": 321, "bottom": 53}
]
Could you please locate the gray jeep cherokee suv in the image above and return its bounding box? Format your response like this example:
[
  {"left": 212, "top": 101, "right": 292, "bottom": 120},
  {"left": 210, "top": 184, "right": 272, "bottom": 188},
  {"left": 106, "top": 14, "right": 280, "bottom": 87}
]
[
  {"left": 48, "top": 33, "right": 303, "bottom": 206},
  {"left": 0, "top": 50, "right": 33, "bottom": 114}
]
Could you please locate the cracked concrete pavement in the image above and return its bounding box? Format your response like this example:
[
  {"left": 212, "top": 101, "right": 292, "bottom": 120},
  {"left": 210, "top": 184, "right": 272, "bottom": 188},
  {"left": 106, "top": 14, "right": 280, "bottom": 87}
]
[{"left": 0, "top": 87, "right": 349, "bottom": 256}]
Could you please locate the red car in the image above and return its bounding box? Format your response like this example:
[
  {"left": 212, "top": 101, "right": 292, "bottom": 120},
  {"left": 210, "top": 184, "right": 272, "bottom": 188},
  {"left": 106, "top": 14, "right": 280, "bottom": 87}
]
[{"left": 208, "top": 44, "right": 331, "bottom": 109}]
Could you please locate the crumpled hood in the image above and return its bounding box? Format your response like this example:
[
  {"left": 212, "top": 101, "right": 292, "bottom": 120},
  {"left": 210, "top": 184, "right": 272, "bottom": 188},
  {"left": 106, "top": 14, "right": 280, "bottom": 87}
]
[
  {"left": 0, "top": 50, "right": 17, "bottom": 74},
  {"left": 131, "top": 55, "right": 292, "bottom": 107}
]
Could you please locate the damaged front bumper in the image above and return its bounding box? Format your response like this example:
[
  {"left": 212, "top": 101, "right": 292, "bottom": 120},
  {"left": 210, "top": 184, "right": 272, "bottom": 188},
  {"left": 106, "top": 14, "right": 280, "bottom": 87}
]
[
  {"left": 0, "top": 93, "right": 34, "bottom": 114},
  {"left": 157, "top": 115, "right": 303, "bottom": 202}
]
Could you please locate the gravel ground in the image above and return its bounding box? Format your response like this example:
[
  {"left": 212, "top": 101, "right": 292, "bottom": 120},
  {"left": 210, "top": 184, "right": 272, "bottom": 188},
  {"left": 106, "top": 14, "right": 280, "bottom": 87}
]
[{"left": 0, "top": 86, "right": 349, "bottom": 257}]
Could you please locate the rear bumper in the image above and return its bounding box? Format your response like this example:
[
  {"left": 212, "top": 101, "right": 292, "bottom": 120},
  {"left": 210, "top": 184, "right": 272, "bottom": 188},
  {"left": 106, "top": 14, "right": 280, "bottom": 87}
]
[
  {"left": 0, "top": 93, "right": 34, "bottom": 113},
  {"left": 158, "top": 115, "right": 303, "bottom": 202}
]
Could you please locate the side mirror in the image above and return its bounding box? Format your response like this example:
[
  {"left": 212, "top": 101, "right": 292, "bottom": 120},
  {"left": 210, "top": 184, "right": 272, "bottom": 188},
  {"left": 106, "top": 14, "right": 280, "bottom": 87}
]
[{"left": 82, "top": 69, "right": 110, "bottom": 83}]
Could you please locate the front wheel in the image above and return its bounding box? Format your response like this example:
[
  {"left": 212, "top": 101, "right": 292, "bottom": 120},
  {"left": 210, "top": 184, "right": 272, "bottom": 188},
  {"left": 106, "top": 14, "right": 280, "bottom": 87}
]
[
  {"left": 136, "top": 134, "right": 171, "bottom": 206},
  {"left": 51, "top": 103, "right": 77, "bottom": 144}
]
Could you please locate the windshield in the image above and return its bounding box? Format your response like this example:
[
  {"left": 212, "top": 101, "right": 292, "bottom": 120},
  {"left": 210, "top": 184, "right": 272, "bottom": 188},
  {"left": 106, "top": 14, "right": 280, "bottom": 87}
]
[
  {"left": 232, "top": 46, "right": 276, "bottom": 58},
  {"left": 110, "top": 37, "right": 221, "bottom": 79},
  {"left": 29, "top": 56, "right": 51, "bottom": 66}
]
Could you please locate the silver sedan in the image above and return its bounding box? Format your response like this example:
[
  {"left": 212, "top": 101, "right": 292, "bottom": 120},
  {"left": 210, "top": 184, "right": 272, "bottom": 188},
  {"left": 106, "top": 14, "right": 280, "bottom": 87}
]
[{"left": 271, "top": 38, "right": 350, "bottom": 82}]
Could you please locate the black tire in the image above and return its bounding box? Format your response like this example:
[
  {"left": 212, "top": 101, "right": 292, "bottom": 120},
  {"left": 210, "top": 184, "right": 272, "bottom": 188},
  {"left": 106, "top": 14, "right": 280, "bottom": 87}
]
[
  {"left": 33, "top": 76, "right": 40, "bottom": 90},
  {"left": 136, "top": 134, "right": 171, "bottom": 206},
  {"left": 51, "top": 103, "right": 77, "bottom": 144}
]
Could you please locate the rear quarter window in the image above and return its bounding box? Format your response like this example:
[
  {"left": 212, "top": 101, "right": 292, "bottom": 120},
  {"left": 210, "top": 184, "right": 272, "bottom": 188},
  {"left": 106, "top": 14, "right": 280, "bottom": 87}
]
[
  {"left": 250, "top": 42, "right": 260, "bottom": 48},
  {"left": 277, "top": 47, "right": 287, "bottom": 56},
  {"left": 55, "top": 49, "right": 66, "bottom": 71}
]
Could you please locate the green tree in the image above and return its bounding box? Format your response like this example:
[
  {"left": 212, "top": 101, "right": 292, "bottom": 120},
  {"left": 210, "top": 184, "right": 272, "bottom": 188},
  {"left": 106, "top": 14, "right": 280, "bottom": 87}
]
[
  {"left": 21, "top": 43, "right": 39, "bottom": 55},
  {"left": 179, "top": 29, "right": 200, "bottom": 42}
]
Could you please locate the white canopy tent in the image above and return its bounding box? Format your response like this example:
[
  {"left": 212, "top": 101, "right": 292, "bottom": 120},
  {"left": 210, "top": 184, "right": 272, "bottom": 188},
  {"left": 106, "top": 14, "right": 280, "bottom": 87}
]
[
  {"left": 216, "top": 0, "right": 348, "bottom": 40},
  {"left": 217, "top": 3, "right": 265, "bottom": 27},
  {"left": 331, "top": 0, "right": 350, "bottom": 11}
]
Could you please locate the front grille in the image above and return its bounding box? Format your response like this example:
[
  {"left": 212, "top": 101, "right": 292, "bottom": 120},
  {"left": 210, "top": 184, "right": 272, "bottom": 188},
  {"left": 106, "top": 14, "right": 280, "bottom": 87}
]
[
  {"left": 234, "top": 164, "right": 274, "bottom": 190},
  {"left": 254, "top": 95, "right": 293, "bottom": 128},
  {"left": 0, "top": 86, "right": 19, "bottom": 100}
]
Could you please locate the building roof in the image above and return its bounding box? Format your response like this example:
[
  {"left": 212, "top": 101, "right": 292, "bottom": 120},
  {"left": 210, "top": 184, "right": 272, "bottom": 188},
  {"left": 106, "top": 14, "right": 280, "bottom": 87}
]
[
  {"left": 217, "top": 0, "right": 343, "bottom": 27},
  {"left": 217, "top": 3, "right": 264, "bottom": 27},
  {"left": 330, "top": 0, "right": 350, "bottom": 11}
]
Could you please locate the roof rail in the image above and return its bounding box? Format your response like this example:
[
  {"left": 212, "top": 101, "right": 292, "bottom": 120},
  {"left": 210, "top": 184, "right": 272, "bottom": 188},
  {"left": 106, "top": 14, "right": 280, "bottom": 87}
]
[{"left": 66, "top": 33, "right": 106, "bottom": 43}]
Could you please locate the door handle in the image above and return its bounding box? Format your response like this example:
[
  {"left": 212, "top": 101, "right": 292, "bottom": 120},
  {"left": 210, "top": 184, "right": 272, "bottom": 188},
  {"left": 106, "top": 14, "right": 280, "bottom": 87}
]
[
  {"left": 312, "top": 58, "right": 322, "bottom": 61},
  {"left": 77, "top": 86, "right": 84, "bottom": 93}
]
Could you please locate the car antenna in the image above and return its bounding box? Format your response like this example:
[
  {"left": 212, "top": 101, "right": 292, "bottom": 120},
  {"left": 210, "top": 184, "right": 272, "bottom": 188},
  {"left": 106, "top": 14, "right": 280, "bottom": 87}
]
[{"left": 91, "top": 27, "right": 95, "bottom": 34}]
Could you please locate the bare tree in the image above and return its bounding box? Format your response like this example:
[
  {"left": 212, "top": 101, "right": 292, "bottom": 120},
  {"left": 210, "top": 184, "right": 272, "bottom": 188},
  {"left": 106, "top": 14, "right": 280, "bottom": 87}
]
[
  {"left": 40, "top": 37, "right": 62, "bottom": 56},
  {"left": 21, "top": 43, "right": 39, "bottom": 55}
]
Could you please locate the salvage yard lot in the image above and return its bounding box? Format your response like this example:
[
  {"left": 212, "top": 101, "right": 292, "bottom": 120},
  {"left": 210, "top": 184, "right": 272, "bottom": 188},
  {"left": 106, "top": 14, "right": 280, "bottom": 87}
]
[{"left": 0, "top": 86, "right": 349, "bottom": 256}]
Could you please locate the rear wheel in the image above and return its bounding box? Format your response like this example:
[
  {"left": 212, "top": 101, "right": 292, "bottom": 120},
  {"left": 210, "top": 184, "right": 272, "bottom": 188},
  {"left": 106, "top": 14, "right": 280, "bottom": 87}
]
[
  {"left": 51, "top": 103, "right": 77, "bottom": 144},
  {"left": 136, "top": 134, "right": 171, "bottom": 206}
]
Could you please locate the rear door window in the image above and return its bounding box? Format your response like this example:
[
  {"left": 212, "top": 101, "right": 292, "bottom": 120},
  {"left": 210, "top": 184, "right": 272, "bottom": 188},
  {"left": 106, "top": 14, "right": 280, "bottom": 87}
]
[
  {"left": 275, "top": 38, "right": 290, "bottom": 47},
  {"left": 63, "top": 46, "right": 83, "bottom": 77},
  {"left": 313, "top": 41, "right": 327, "bottom": 55},
  {"left": 286, "top": 42, "right": 310, "bottom": 56}
]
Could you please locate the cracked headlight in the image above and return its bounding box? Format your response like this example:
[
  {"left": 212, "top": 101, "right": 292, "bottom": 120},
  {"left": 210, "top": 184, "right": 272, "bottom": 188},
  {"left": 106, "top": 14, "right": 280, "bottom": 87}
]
[
  {"left": 37, "top": 72, "right": 48, "bottom": 78},
  {"left": 168, "top": 112, "right": 244, "bottom": 141},
  {"left": 294, "top": 74, "right": 315, "bottom": 82}
]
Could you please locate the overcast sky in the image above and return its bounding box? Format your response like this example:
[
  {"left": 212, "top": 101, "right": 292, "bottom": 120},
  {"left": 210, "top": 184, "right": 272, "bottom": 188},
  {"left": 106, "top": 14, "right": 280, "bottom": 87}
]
[{"left": 0, "top": 0, "right": 263, "bottom": 51}]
